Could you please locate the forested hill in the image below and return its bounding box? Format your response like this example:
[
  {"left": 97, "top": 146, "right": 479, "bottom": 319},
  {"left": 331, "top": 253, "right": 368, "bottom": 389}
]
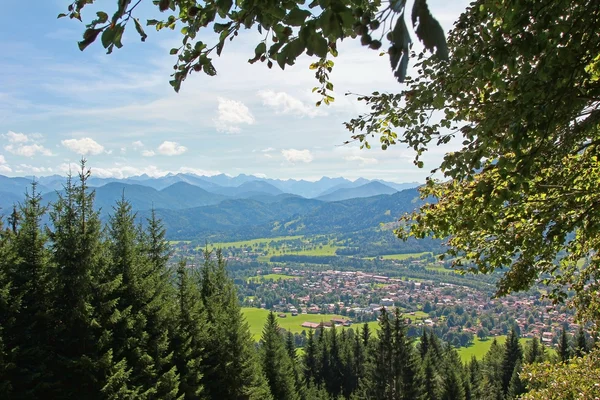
[
  {"left": 142, "top": 188, "right": 423, "bottom": 240},
  {"left": 0, "top": 173, "right": 424, "bottom": 242}
]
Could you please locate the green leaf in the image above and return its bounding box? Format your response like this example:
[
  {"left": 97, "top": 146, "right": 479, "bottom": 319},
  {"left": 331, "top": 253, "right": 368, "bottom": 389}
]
[
  {"left": 170, "top": 48, "right": 179, "bottom": 55},
  {"left": 96, "top": 11, "right": 109, "bottom": 24},
  {"left": 134, "top": 18, "right": 148, "bottom": 42},
  {"left": 285, "top": 8, "right": 311, "bottom": 26},
  {"left": 57, "top": 13, "right": 67, "bottom": 19},
  {"left": 255, "top": 42, "right": 266, "bottom": 57},
  {"left": 101, "top": 27, "right": 115, "bottom": 48}
]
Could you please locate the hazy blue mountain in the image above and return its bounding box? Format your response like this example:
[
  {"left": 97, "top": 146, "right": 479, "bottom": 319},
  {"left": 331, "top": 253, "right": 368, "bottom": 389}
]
[
  {"left": 0, "top": 191, "right": 23, "bottom": 213},
  {"left": 159, "top": 182, "right": 229, "bottom": 207},
  {"left": 211, "top": 181, "right": 283, "bottom": 197},
  {"left": 373, "top": 179, "right": 420, "bottom": 191},
  {"left": 0, "top": 175, "right": 51, "bottom": 196},
  {"left": 317, "top": 181, "right": 398, "bottom": 202},
  {"left": 265, "top": 176, "right": 354, "bottom": 198}
]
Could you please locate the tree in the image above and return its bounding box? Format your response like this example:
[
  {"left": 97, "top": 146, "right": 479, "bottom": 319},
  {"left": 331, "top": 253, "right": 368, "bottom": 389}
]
[
  {"left": 574, "top": 326, "right": 589, "bottom": 358},
  {"left": 558, "top": 326, "right": 571, "bottom": 363},
  {"left": 501, "top": 326, "right": 522, "bottom": 395},
  {"left": 172, "top": 260, "right": 205, "bottom": 399},
  {"left": 60, "top": 0, "right": 447, "bottom": 94},
  {"left": 259, "top": 312, "right": 298, "bottom": 400},
  {"left": 199, "top": 249, "right": 271, "bottom": 400},
  {"left": 4, "top": 183, "right": 58, "bottom": 398}
]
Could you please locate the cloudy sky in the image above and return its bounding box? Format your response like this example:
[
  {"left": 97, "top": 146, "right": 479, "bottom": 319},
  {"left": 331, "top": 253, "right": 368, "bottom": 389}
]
[{"left": 0, "top": 0, "right": 468, "bottom": 182}]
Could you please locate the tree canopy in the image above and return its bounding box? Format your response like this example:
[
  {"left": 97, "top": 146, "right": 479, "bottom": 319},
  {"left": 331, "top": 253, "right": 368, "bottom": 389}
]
[{"left": 62, "top": 0, "right": 600, "bottom": 327}]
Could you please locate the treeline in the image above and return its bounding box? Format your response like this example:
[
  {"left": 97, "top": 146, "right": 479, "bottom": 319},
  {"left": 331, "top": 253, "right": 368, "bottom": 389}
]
[
  {"left": 260, "top": 306, "right": 560, "bottom": 400},
  {"left": 0, "top": 166, "right": 271, "bottom": 399}
]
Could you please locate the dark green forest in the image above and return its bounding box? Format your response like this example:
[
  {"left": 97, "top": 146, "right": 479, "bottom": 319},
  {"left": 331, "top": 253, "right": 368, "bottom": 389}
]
[{"left": 0, "top": 166, "right": 592, "bottom": 399}]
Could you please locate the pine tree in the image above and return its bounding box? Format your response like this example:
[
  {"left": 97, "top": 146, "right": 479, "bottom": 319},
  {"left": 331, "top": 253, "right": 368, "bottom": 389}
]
[
  {"left": 0, "top": 216, "right": 16, "bottom": 396},
  {"left": 506, "top": 360, "right": 526, "bottom": 399},
  {"left": 440, "top": 346, "right": 465, "bottom": 400},
  {"left": 303, "top": 328, "right": 318, "bottom": 384},
  {"left": 172, "top": 260, "right": 204, "bottom": 399},
  {"left": 140, "top": 209, "right": 180, "bottom": 398},
  {"left": 107, "top": 195, "right": 180, "bottom": 398},
  {"left": 392, "top": 308, "right": 423, "bottom": 400},
  {"left": 419, "top": 328, "right": 430, "bottom": 359},
  {"left": 422, "top": 352, "right": 441, "bottom": 400},
  {"left": 48, "top": 163, "right": 126, "bottom": 398},
  {"left": 575, "top": 326, "right": 589, "bottom": 357},
  {"left": 5, "top": 182, "right": 57, "bottom": 398},
  {"left": 199, "top": 249, "right": 271, "bottom": 400},
  {"left": 260, "top": 312, "right": 298, "bottom": 400},
  {"left": 501, "top": 326, "right": 522, "bottom": 395},
  {"left": 524, "top": 336, "right": 545, "bottom": 364},
  {"left": 467, "top": 357, "right": 482, "bottom": 400},
  {"left": 558, "top": 325, "right": 571, "bottom": 362},
  {"left": 480, "top": 339, "right": 504, "bottom": 400}
]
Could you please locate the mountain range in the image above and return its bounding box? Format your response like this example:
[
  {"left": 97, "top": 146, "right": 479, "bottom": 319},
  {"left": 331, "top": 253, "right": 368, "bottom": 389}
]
[{"left": 0, "top": 173, "right": 423, "bottom": 241}]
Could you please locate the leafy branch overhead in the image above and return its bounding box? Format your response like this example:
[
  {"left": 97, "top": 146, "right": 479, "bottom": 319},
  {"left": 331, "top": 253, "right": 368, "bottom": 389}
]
[{"left": 60, "top": 0, "right": 448, "bottom": 95}]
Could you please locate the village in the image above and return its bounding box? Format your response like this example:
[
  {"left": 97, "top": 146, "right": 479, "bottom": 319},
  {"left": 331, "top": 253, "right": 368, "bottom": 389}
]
[{"left": 241, "top": 266, "right": 583, "bottom": 349}]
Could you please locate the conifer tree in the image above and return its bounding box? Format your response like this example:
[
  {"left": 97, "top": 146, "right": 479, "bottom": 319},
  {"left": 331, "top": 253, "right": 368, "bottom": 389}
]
[
  {"left": 506, "top": 360, "right": 526, "bottom": 399},
  {"left": 422, "top": 352, "right": 441, "bottom": 400},
  {"left": 392, "top": 308, "right": 423, "bottom": 400},
  {"left": 48, "top": 163, "right": 125, "bottom": 398},
  {"left": 501, "top": 326, "right": 522, "bottom": 395},
  {"left": 303, "top": 328, "right": 318, "bottom": 385},
  {"left": 351, "top": 327, "right": 365, "bottom": 395},
  {"left": 5, "top": 182, "right": 57, "bottom": 398},
  {"left": 558, "top": 325, "right": 571, "bottom": 362},
  {"left": 467, "top": 357, "right": 482, "bottom": 400},
  {"left": 0, "top": 216, "right": 16, "bottom": 396},
  {"left": 524, "top": 337, "right": 545, "bottom": 364},
  {"left": 440, "top": 346, "right": 465, "bottom": 400},
  {"left": 260, "top": 312, "right": 298, "bottom": 400},
  {"left": 419, "top": 328, "right": 430, "bottom": 360},
  {"left": 480, "top": 339, "right": 504, "bottom": 400},
  {"left": 107, "top": 195, "right": 180, "bottom": 398},
  {"left": 574, "top": 326, "right": 589, "bottom": 357},
  {"left": 199, "top": 249, "right": 271, "bottom": 400},
  {"left": 172, "top": 260, "right": 204, "bottom": 399}
]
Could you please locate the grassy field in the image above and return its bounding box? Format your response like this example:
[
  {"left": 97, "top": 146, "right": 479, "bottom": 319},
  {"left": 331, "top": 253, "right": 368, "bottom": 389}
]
[
  {"left": 364, "top": 252, "right": 431, "bottom": 260},
  {"left": 242, "top": 308, "right": 348, "bottom": 341},
  {"left": 204, "top": 235, "right": 303, "bottom": 249},
  {"left": 457, "top": 336, "right": 553, "bottom": 362},
  {"left": 246, "top": 274, "right": 298, "bottom": 283}
]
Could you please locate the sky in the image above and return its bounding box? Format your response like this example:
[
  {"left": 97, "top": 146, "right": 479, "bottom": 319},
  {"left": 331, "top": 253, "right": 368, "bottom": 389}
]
[{"left": 0, "top": 0, "right": 469, "bottom": 183}]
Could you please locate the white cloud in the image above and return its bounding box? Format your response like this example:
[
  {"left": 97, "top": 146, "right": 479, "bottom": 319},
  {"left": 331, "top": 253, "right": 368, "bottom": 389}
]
[
  {"left": 4, "top": 131, "right": 30, "bottom": 143},
  {"left": 61, "top": 137, "right": 105, "bottom": 155},
  {"left": 262, "top": 147, "right": 275, "bottom": 152},
  {"left": 281, "top": 149, "right": 313, "bottom": 164},
  {"left": 157, "top": 141, "right": 187, "bottom": 156},
  {"left": 5, "top": 143, "right": 53, "bottom": 157},
  {"left": 0, "top": 155, "right": 11, "bottom": 173},
  {"left": 142, "top": 150, "right": 156, "bottom": 157},
  {"left": 345, "top": 155, "right": 379, "bottom": 166},
  {"left": 15, "top": 164, "right": 53, "bottom": 174},
  {"left": 257, "top": 90, "right": 326, "bottom": 117},
  {"left": 132, "top": 140, "right": 144, "bottom": 149},
  {"left": 214, "top": 97, "right": 255, "bottom": 133},
  {"left": 3, "top": 131, "right": 53, "bottom": 157},
  {"left": 58, "top": 163, "right": 220, "bottom": 179}
]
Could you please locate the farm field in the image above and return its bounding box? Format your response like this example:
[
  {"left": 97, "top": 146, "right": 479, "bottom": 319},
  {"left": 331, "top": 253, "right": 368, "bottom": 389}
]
[
  {"left": 246, "top": 274, "right": 298, "bottom": 283},
  {"left": 204, "top": 235, "right": 303, "bottom": 249},
  {"left": 457, "top": 336, "right": 549, "bottom": 362},
  {"left": 364, "top": 252, "right": 430, "bottom": 260},
  {"left": 242, "top": 308, "right": 348, "bottom": 341}
]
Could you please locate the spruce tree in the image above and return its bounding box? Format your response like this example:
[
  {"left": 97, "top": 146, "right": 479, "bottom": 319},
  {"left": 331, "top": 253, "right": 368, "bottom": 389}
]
[
  {"left": 199, "top": 249, "right": 271, "bottom": 400},
  {"left": 0, "top": 216, "right": 16, "bottom": 396},
  {"left": 172, "top": 260, "right": 204, "bottom": 399},
  {"left": 500, "top": 326, "right": 522, "bottom": 395},
  {"left": 260, "top": 312, "right": 298, "bottom": 400},
  {"left": 303, "top": 328, "right": 318, "bottom": 385},
  {"left": 48, "top": 163, "right": 125, "bottom": 398},
  {"left": 467, "top": 357, "right": 482, "bottom": 400},
  {"left": 558, "top": 325, "right": 571, "bottom": 362},
  {"left": 5, "top": 183, "right": 57, "bottom": 398},
  {"left": 575, "top": 326, "right": 589, "bottom": 357},
  {"left": 422, "top": 352, "right": 441, "bottom": 400},
  {"left": 480, "top": 339, "right": 504, "bottom": 400},
  {"left": 440, "top": 346, "right": 465, "bottom": 400},
  {"left": 107, "top": 195, "right": 180, "bottom": 398},
  {"left": 506, "top": 360, "right": 526, "bottom": 399},
  {"left": 524, "top": 336, "right": 545, "bottom": 364},
  {"left": 392, "top": 308, "right": 423, "bottom": 400}
]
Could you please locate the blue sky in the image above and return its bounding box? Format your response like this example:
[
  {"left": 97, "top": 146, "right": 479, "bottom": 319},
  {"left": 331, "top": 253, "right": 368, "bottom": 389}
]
[{"left": 0, "top": 0, "right": 468, "bottom": 182}]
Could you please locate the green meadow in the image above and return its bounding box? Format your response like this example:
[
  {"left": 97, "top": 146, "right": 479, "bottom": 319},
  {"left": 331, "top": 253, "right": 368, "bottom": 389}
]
[
  {"left": 242, "top": 308, "right": 348, "bottom": 341},
  {"left": 457, "top": 336, "right": 554, "bottom": 362}
]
